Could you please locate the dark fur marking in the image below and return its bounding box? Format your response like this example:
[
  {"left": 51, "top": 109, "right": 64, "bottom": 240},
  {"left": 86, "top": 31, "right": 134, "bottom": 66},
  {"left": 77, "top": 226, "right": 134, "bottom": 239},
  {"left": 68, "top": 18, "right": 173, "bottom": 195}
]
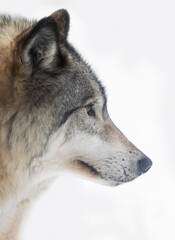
[
  {"left": 28, "top": 107, "right": 78, "bottom": 169},
  {"left": 6, "top": 111, "right": 18, "bottom": 150},
  {"left": 59, "top": 107, "right": 79, "bottom": 126},
  {"left": 121, "top": 165, "right": 129, "bottom": 181}
]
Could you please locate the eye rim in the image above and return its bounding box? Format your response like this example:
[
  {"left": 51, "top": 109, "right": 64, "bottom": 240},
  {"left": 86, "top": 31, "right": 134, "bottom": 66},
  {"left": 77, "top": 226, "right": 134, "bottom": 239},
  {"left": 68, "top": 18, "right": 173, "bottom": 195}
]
[{"left": 85, "top": 103, "right": 95, "bottom": 117}]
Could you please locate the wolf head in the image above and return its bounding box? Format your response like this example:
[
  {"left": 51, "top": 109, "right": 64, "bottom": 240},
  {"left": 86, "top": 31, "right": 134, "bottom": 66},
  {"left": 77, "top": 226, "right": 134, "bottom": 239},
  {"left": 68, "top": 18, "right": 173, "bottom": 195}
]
[{"left": 0, "top": 9, "right": 152, "bottom": 187}]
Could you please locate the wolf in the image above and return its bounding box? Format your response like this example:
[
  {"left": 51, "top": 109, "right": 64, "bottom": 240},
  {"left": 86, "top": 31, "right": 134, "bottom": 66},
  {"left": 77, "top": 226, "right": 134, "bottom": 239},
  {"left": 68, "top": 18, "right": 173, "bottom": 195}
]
[{"left": 0, "top": 9, "right": 152, "bottom": 240}]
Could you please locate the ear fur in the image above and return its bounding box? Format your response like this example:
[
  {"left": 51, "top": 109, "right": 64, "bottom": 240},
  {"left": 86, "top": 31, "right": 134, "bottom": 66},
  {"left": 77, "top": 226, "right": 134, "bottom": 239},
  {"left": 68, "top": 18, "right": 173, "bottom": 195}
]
[
  {"left": 51, "top": 9, "right": 70, "bottom": 42},
  {"left": 16, "top": 9, "right": 70, "bottom": 69}
]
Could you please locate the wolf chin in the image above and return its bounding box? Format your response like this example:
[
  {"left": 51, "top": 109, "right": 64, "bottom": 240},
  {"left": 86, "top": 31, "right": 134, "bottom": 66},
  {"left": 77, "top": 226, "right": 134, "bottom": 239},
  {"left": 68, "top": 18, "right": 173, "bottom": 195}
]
[{"left": 0, "top": 9, "right": 152, "bottom": 239}]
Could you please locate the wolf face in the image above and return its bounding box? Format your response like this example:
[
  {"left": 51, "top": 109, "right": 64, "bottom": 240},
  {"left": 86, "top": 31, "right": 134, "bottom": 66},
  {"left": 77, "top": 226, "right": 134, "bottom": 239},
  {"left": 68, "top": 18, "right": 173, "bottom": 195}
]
[{"left": 0, "top": 9, "right": 152, "bottom": 189}]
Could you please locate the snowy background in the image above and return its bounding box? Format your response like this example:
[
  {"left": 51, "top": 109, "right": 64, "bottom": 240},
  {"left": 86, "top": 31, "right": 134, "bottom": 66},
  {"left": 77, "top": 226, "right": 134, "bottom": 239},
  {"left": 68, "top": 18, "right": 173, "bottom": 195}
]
[{"left": 1, "top": 0, "right": 175, "bottom": 239}]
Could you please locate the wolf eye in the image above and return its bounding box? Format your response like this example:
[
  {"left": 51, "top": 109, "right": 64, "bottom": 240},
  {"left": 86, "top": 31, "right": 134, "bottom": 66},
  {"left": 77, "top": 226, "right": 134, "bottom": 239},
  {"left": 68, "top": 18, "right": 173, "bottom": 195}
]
[{"left": 85, "top": 103, "right": 95, "bottom": 117}]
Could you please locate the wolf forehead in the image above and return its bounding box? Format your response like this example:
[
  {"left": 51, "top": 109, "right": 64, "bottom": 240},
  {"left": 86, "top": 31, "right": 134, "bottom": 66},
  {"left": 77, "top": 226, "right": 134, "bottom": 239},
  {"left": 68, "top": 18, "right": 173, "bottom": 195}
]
[{"left": 0, "top": 10, "right": 106, "bottom": 122}]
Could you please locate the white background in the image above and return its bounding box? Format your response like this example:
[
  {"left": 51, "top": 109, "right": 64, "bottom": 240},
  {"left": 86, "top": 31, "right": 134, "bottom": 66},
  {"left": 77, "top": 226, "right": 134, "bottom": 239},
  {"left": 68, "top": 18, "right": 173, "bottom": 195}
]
[{"left": 1, "top": 1, "right": 175, "bottom": 240}]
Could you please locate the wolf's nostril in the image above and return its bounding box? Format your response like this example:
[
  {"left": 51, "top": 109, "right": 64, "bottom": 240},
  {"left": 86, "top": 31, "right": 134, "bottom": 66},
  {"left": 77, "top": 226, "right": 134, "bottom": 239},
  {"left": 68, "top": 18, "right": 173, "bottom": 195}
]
[{"left": 138, "top": 156, "right": 152, "bottom": 173}]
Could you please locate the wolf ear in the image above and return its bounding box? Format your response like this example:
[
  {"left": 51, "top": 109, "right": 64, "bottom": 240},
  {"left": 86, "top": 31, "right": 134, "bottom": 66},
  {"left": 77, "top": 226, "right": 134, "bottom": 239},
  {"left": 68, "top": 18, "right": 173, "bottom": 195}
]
[
  {"left": 17, "top": 9, "right": 70, "bottom": 69},
  {"left": 51, "top": 9, "right": 70, "bottom": 42}
]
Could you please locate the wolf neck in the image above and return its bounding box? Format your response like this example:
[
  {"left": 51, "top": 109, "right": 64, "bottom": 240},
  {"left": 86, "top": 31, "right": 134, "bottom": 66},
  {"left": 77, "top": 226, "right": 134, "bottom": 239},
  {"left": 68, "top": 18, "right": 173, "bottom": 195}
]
[
  {"left": 0, "top": 169, "right": 54, "bottom": 240},
  {"left": 0, "top": 199, "right": 28, "bottom": 240},
  {"left": 0, "top": 168, "right": 29, "bottom": 239}
]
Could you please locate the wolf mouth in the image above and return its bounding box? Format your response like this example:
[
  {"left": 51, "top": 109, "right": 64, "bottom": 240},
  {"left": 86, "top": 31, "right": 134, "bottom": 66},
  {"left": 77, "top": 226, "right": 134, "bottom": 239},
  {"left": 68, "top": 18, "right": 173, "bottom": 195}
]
[{"left": 76, "top": 160, "right": 100, "bottom": 176}]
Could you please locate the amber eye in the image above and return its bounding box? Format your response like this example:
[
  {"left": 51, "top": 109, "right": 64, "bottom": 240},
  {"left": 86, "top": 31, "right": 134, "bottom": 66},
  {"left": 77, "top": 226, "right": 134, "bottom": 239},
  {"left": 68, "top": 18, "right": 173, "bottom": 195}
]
[{"left": 85, "top": 103, "right": 95, "bottom": 117}]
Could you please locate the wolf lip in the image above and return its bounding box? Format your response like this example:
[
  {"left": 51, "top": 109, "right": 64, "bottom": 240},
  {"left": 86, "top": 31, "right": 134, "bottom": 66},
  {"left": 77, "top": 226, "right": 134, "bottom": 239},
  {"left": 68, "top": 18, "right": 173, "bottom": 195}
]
[{"left": 76, "top": 160, "right": 100, "bottom": 176}]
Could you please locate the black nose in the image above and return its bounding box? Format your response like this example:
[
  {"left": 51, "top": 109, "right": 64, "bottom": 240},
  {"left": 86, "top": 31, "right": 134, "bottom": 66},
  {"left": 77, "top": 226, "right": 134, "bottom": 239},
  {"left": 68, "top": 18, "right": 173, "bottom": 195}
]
[{"left": 138, "top": 156, "right": 152, "bottom": 173}]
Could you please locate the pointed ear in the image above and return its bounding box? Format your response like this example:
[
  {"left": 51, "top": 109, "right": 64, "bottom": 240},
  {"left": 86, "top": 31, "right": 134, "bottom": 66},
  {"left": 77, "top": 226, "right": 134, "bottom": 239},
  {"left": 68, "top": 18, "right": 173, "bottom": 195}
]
[
  {"left": 51, "top": 9, "right": 70, "bottom": 42},
  {"left": 16, "top": 9, "right": 70, "bottom": 69}
]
